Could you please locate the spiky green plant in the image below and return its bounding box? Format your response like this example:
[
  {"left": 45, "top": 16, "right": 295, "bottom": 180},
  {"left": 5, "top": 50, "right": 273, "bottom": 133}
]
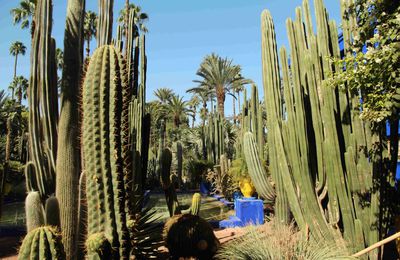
[
  {"left": 18, "top": 226, "right": 65, "bottom": 260},
  {"left": 216, "top": 221, "right": 355, "bottom": 260}
]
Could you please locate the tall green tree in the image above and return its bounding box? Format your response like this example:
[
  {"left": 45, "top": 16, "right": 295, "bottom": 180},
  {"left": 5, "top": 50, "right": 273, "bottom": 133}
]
[
  {"left": 188, "top": 95, "right": 200, "bottom": 128},
  {"left": 154, "top": 87, "right": 174, "bottom": 104},
  {"left": 83, "top": 10, "right": 97, "bottom": 57},
  {"left": 9, "top": 76, "right": 28, "bottom": 104},
  {"left": 9, "top": 41, "right": 27, "bottom": 98},
  {"left": 10, "top": 0, "right": 36, "bottom": 34},
  {"left": 195, "top": 53, "right": 248, "bottom": 117},
  {"left": 166, "top": 95, "right": 191, "bottom": 129}
]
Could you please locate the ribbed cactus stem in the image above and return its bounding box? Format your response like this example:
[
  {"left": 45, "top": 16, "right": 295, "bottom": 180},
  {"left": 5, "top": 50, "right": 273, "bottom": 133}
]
[
  {"left": 261, "top": 9, "right": 289, "bottom": 224},
  {"left": 56, "top": 0, "right": 85, "bottom": 258},
  {"left": 97, "top": 0, "right": 114, "bottom": 46},
  {"left": 27, "top": 0, "right": 58, "bottom": 199},
  {"left": 18, "top": 226, "right": 65, "bottom": 260},
  {"left": 83, "top": 45, "right": 130, "bottom": 259},
  {"left": 190, "top": 193, "right": 201, "bottom": 216},
  {"left": 243, "top": 132, "right": 275, "bottom": 203}
]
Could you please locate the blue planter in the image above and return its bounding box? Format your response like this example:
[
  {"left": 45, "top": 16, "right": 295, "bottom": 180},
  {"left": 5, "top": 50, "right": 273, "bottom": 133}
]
[{"left": 200, "top": 181, "right": 211, "bottom": 195}]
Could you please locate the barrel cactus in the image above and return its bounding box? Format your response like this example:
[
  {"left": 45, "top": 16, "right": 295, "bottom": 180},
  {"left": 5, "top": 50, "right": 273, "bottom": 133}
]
[
  {"left": 18, "top": 226, "right": 65, "bottom": 260},
  {"left": 163, "top": 214, "right": 219, "bottom": 260}
]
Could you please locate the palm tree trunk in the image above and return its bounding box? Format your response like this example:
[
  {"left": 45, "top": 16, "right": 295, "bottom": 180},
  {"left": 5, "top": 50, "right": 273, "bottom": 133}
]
[
  {"left": 216, "top": 86, "right": 225, "bottom": 117},
  {"left": 12, "top": 55, "right": 18, "bottom": 99},
  {"left": 237, "top": 91, "right": 241, "bottom": 113},
  {"left": 17, "top": 87, "right": 22, "bottom": 104},
  {"left": 202, "top": 101, "right": 207, "bottom": 160},
  {"left": 233, "top": 95, "right": 236, "bottom": 124},
  {"left": 86, "top": 37, "right": 90, "bottom": 57},
  {"left": 14, "top": 54, "right": 18, "bottom": 77},
  {"left": 56, "top": 0, "right": 85, "bottom": 259}
]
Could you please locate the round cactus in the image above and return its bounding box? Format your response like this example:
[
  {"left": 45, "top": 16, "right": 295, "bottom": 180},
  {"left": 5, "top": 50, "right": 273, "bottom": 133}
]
[
  {"left": 18, "top": 226, "right": 65, "bottom": 260},
  {"left": 163, "top": 214, "right": 219, "bottom": 260},
  {"left": 86, "top": 233, "right": 112, "bottom": 260}
]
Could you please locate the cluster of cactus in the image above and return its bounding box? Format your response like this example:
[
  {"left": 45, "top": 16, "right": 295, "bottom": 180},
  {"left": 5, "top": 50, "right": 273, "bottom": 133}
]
[
  {"left": 240, "top": 85, "right": 265, "bottom": 160},
  {"left": 252, "top": 0, "right": 381, "bottom": 256},
  {"left": 19, "top": 0, "right": 156, "bottom": 259},
  {"left": 205, "top": 113, "right": 225, "bottom": 163},
  {"left": 163, "top": 214, "right": 219, "bottom": 260}
]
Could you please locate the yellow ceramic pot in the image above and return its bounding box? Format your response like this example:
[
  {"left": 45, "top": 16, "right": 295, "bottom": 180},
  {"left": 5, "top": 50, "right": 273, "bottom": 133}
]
[{"left": 239, "top": 178, "right": 255, "bottom": 198}]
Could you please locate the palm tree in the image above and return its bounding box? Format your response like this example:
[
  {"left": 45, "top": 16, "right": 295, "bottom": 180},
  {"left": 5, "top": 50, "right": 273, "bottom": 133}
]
[
  {"left": 9, "top": 76, "right": 28, "bottom": 104},
  {"left": 194, "top": 53, "right": 248, "bottom": 117},
  {"left": 56, "top": 48, "right": 64, "bottom": 70},
  {"left": 188, "top": 95, "right": 200, "bottom": 128},
  {"left": 154, "top": 88, "right": 174, "bottom": 104},
  {"left": 118, "top": 3, "right": 149, "bottom": 36},
  {"left": 166, "top": 95, "right": 191, "bottom": 128},
  {"left": 10, "top": 0, "right": 36, "bottom": 33},
  {"left": 9, "top": 41, "right": 27, "bottom": 98},
  {"left": 84, "top": 11, "right": 98, "bottom": 57}
]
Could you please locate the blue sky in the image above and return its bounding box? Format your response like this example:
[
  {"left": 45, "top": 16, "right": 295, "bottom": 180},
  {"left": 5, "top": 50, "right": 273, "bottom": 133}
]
[{"left": 0, "top": 0, "right": 341, "bottom": 116}]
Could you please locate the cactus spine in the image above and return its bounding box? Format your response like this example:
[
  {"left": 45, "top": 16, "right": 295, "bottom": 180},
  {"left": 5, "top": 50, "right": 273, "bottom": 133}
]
[{"left": 18, "top": 226, "right": 65, "bottom": 260}]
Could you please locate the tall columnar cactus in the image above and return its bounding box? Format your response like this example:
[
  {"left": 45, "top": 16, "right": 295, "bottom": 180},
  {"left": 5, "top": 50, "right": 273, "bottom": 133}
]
[
  {"left": 260, "top": 0, "right": 377, "bottom": 254},
  {"left": 97, "top": 0, "right": 114, "bottom": 46},
  {"left": 176, "top": 141, "right": 183, "bottom": 187},
  {"left": 261, "top": 9, "right": 289, "bottom": 224},
  {"left": 205, "top": 113, "right": 225, "bottom": 163},
  {"left": 243, "top": 132, "right": 275, "bottom": 203},
  {"left": 160, "top": 148, "right": 181, "bottom": 216},
  {"left": 18, "top": 226, "right": 65, "bottom": 260},
  {"left": 82, "top": 45, "right": 130, "bottom": 259},
  {"left": 55, "top": 0, "right": 85, "bottom": 258},
  {"left": 27, "top": 0, "right": 58, "bottom": 200}
]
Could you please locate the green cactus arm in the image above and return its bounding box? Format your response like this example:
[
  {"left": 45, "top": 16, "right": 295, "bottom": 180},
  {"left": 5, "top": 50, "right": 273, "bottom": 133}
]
[{"left": 243, "top": 132, "right": 275, "bottom": 203}]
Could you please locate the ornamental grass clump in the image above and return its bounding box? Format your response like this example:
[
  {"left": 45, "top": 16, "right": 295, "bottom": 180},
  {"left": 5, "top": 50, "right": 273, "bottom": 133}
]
[{"left": 216, "top": 220, "right": 355, "bottom": 260}]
